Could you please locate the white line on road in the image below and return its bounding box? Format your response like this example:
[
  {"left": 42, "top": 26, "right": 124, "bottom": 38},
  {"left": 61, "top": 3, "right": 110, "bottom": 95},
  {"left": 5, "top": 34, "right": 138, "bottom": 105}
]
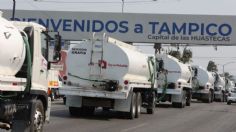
[
  {"left": 121, "top": 123, "right": 147, "bottom": 132},
  {"left": 50, "top": 108, "right": 67, "bottom": 112}
]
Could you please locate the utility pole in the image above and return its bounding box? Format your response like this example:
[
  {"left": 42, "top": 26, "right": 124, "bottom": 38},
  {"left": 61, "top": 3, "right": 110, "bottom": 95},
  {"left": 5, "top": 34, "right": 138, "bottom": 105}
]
[
  {"left": 12, "top": 0, "right": 16, "bottom": 20},
  {"left": 122, "top": 0, "right": 124, "bottom": 13}
]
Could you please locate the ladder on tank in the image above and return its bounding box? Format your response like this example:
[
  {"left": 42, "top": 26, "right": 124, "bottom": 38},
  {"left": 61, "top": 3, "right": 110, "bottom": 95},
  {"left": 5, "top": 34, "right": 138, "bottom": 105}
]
[{"left": 89, "top": 33, "right": 107, "bottom": 79}]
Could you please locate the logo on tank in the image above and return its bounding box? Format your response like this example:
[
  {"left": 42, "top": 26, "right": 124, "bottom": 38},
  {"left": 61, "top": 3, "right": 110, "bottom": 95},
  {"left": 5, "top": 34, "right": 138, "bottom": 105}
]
[{"left": 71, "top": 48, "right": 87, "bottom": 55}]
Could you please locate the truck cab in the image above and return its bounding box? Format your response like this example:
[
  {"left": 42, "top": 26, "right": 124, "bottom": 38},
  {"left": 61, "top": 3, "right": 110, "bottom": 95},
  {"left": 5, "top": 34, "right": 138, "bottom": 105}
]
[{"left": 0, "top": 14, "right": 61, "bottom": 131}]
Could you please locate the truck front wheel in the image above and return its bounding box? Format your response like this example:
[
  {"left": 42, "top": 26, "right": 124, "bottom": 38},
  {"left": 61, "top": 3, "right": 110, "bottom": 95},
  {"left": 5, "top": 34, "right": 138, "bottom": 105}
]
[{"left": 31, "top": 100, "right": 45, "bottom": 132}]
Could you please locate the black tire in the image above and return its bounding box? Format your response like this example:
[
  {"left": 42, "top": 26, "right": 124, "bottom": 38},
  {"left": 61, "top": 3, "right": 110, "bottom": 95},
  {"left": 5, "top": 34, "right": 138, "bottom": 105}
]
[
  {"left": 172, "top": 102, "right": 182, "bottom": 108},
  {"left": 186, "top": 90, "right": 192, "bottom": 106},
  {"left": 83, "top": 107, "right": 95, "bottom": 116},
  {"left": 128, "top": 92, "right": 136, "bottom": 119},
  {"left": 206, "top": 91, "right": 212, "bottom": 103},
  {"left": 63, "top": 97, "right": 66, "bottom": 105},
  {"left": 103, "top": 107, "right": 110, "bottom": 111},
  {"left": 135, "top": 92, "right": 142, "bottom": 118},
  {"left": 210, "top": 90, "right": 214, "bottom": 102},
  {"left": 227, "top": 101, "right": 231, "bottom": 105},
  {"left": 31, "top": 100, "right": 45, "bottom": 132},
  {"left": 173, "top": 91, "right": 186, "bottom": 108},
  {"left": 69, "top": 107, "right": 82, "bottom": 116},
  {"left": 223, "top": 92, "right": 227, "bottom": 102},
  {"left": 146, "top": 92, "right": 155, "bottom": 114},
  {"left": 219, "top": 93, "right": 224, "bottom": 102}
]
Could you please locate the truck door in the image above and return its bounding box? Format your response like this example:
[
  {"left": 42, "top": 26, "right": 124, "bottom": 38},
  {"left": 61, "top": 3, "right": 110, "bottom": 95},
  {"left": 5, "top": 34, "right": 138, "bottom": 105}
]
[{"left": 32, "top": 30, "right": 48, "bottom": 91}]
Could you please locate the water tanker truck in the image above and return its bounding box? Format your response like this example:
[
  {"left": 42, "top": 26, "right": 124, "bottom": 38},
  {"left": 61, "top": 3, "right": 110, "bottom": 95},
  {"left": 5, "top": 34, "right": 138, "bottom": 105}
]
[
  {"left": 60, "top": 34, "right": 157, "bottom": 119},
  {"left": 225, "top": 78, "right": 234, "bottom": 93},
  {"left": 213, "top": 73, "right": 226, "bottom": 102},
  {"left": 156, "top": 54, "right": 192, "bottom": 108},
  {"left": 191, "top": 66, "right": 215, "bottom": 103},
  {"left": 0, "top": 12, "right": 61, "bottom": 131},
  {"left": 225, "top": 78, "right": 235, "bottom": 101}
]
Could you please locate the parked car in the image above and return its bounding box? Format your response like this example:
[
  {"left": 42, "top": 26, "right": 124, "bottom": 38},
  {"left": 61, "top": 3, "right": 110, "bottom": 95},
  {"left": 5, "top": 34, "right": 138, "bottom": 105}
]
[{"left": 227, "top": 87, "right": 236, "bottom": 105}]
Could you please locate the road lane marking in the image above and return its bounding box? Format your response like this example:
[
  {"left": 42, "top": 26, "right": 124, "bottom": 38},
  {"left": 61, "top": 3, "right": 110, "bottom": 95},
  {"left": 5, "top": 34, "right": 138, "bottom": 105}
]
[
  {"left": 121, "top": 123, "right": 147, "bottom": 132},
  {"left": 50, "top": 108, "right": 67, "bottom": 112}
]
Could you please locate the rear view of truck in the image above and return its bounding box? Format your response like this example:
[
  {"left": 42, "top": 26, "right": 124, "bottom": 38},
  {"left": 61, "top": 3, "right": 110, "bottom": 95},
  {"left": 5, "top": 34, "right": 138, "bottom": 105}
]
[
  {"left": 191, "top": 66, "right": 215, "bottom": 103},
  {"left": 156, "top": 54, "right": 192, "bottom": 108},
  {"left": 60, "top": 34, "right": 157, "bottom": 119},
  {"left": 213, "top": 73, "right": 226, "bottom": 102}
]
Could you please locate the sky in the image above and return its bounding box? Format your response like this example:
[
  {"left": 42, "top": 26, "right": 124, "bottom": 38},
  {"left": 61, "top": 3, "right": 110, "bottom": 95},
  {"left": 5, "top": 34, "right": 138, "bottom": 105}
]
[{"left": 1, "top": 0, "right": 236, "bottom": 75}]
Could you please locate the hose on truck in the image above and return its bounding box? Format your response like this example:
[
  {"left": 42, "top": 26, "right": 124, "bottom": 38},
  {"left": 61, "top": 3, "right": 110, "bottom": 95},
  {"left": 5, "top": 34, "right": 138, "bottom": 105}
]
[
  {"left": 68, "top": 73, "right": 106, "bottom": 83},
  {"left": 23, "top": 36, "right": 32, "bottom": 93},
  {"left": 147, "top": 56, "right": 167, "bottom": 102}
]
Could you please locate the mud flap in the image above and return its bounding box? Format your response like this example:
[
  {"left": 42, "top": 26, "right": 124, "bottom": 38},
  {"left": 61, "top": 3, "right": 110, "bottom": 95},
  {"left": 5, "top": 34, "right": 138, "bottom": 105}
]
[
  {"left": 12, "top": 99, "right": 36, "bottom": 132},
  {"left": 45, "top": 97, "right": 51, "bottom": 123}
]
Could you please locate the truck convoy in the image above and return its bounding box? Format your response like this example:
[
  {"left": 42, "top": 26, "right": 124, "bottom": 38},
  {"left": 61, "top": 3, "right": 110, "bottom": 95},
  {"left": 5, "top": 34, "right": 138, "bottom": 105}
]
[
  {"left": 156, "top": 54, "right": 192, "bottom": 108},
  {"left": 191, "top": 66, "right": 215, "bottom": 103},
  {"left": 60, "top": 34, "right": 158, "bottom": 119},
  {"left": 0, "top": 12, "right": 61, "bottom": 131}
]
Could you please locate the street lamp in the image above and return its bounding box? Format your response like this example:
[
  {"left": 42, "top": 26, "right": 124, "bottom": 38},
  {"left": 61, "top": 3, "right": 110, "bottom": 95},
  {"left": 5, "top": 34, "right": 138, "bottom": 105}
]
[{"left": 222, "top": 61, "right": 236, "bottom": 75}]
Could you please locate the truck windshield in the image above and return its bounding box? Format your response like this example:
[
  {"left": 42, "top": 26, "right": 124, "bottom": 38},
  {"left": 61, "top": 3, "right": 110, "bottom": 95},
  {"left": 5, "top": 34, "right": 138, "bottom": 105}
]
[{"left": 41, "top": 32, "right": 48, "bottom": 59}]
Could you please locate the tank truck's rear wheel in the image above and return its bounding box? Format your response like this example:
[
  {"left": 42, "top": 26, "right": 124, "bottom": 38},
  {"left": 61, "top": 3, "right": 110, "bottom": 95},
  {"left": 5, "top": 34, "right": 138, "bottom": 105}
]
[
  {"left": 128, "top": 92, "right": 136, "bottom": 119},
  {"left": 146, "top": 92, "right": 156, "bottom": 114},
  {"left": 31, "top": 100, "right": 45, "bottom": 132},
  {"left": 69, "top": 107, "right": 82, "bottom": 116},
  {"left": 135, "top": 92, "right": 142, "bottom": 118},
  {"left": 186, "top": 90, "right": 192, "bottom": 106},
  {"left": 219, "top": 92, "right": 224, "bottom": 102},
  {"left": 206, "top": 91, "right": 212, "bottom": 103},
  {"left": 83, "top": 107, "right": 95, "bottom": 116},
  {"left": 173, "top": 91, "right": 186, "bottom": 108},
  {"left": 211, "top": 91, "right": 214, "bottom": 102}
]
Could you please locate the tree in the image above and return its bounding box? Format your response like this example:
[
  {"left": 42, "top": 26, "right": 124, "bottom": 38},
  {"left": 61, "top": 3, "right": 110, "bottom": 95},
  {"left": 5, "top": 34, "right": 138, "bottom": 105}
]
[
  {"left": 180, "top": 48, "right": 192, "bottom": 63},
  {"left": 168, "top": 50, "right": 181, "bottom": 60},
  {"left": 224, "top": 72, "right": 234, "bottom": 80},
  {"left": 168, "top": 47, "right": 192, "bottom": 63},
  {"left": 207, "top": 61, "right": 218, "bottom": 72}
]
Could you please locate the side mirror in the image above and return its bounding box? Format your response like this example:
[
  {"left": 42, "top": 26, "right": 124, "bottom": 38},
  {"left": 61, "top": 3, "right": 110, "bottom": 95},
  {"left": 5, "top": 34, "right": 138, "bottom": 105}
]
[{"left": 48, "top": 33, "right": 62, "bottom": 63}]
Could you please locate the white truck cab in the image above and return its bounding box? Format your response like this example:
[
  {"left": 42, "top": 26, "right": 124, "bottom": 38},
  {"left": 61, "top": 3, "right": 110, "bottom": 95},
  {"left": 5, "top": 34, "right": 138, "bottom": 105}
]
[{"left": 0, "top": 13, "right": 61, "bottom": 131}]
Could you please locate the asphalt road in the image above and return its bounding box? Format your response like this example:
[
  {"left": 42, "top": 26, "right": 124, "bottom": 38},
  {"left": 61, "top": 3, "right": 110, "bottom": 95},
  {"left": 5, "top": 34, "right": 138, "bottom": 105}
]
[{"left": 44, "top": 100, "right": 236, "bottom": 132}]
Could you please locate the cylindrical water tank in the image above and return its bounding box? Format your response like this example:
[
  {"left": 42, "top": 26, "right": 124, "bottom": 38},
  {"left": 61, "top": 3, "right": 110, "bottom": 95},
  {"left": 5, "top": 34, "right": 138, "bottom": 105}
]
[
  {"left": 193, "top": 66, "right": 215, "bottom": 86},
  {"left": 67, "top": 37, "right": 150, "bottom": 87},
  {"left": 0, "top": 16, "right": 25, "bottom": 76},
  {"left": 157, "top": 54, "right": 191, "bottom": 83}
]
